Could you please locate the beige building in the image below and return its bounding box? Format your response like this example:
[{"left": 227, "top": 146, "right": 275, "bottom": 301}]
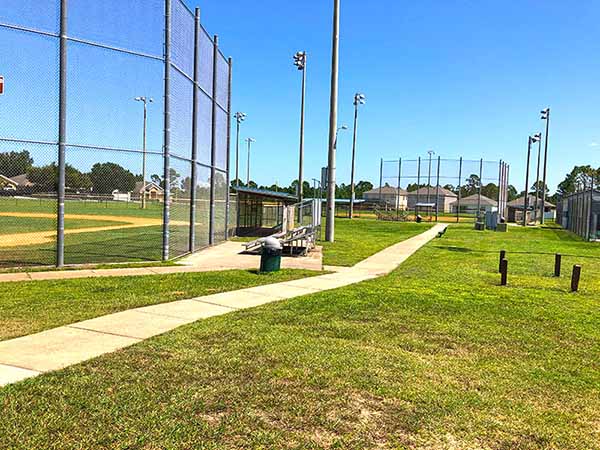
[
  {"left": 363, "top": 186, "right": 408, "bottom": 209},
  {"left": 406, "top": 186, "right": 457, "bottom": 213}
]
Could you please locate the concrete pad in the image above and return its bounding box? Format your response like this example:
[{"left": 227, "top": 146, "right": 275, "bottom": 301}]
[
  {"left": 0, "top": 327, "right": 140, "bottom": 373},
  {"left": 197, "top": 290, "right": 283, "bottom": 309},
  {"left": 0, "top": 363, "right": 40, "bottom": 387},
  {"left": 70, "top": 309, "right": 194, "bottom": 340},
  {"left": 135, "top": 299, "right": 233, "bottom": 320}
]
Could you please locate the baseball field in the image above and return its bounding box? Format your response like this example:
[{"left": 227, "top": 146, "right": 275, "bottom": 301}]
[{"left": 0, "top": 197, "right": 211, "bottom": 268}]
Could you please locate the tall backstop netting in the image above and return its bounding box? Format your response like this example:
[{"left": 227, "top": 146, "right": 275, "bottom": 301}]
[
  {"left": 375, "top": 157, "right": 509, "bottom": 222},
  {"left": 0, "top": 0, "right": 231, "bottom": 268}
]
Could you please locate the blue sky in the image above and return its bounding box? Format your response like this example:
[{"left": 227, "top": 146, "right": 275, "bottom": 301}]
[
  {"left": 193, "top": 0, "right": 600, "bottom": 192},
  {"left": 1, "top": 0, "right": 599, "bottom": 193}
]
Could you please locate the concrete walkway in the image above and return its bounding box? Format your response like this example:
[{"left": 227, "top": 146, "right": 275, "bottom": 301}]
[
  {"left": 0, "top": 224, "right": 446, "bottom": 387},
  {"left": 0, "top": 242, "right": 323, "bottom": 284}
]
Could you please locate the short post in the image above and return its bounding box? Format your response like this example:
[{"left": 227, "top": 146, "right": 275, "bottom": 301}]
[
  {"left": 500, "top": 259, "right": 508, "bottom": 286},
  {"left": 571, "top": 265, "right": 581, "bottom": 292},
  {"left": 554, "top": 253, "right": 561, "bottom": 277},
  {"left": 499, "top": 250, "right": 506, "bottom": 273}
]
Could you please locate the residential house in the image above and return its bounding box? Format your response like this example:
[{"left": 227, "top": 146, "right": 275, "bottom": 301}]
[
  {"left": 507, "top": 195, "right": 555, "bottom": 223},
  {"left": 363, "top": 186, "right": 408, "bottom": 209},
  {"left": 406, "top": 186, "right": 457, "bottom": 213},
  {"left": 450, "top": 194, "right": 497, "bottom": 215}
]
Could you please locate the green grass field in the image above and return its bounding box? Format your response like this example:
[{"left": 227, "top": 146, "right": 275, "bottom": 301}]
[
  {"left": 0, "top": 216, "right": 129, "bottom": 234},
  {"left": 322, "top": 218, "right": 432, "bottom": 266},
  {"left": 0, "top": 198, "right": 216, "bottom": 267},
  {"left": 1, "top": 224, "right": 599, "bottom": 447},
  {"left": 0, "top": 269, "right": 320, "bottom": 342}
]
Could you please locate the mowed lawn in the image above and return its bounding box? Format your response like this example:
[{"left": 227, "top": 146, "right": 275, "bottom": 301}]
[
  {"left": 0, "top": 269, "right": 320, "bottom": 342},
  {"left": 321, "top": 218, "right": 432, "bottom": 266},
  {"left": 0, "top": 198, "right": 214, "bottom": 267},
  {"left": 1, "top": 224, "right": 599, "bottom": 448}
]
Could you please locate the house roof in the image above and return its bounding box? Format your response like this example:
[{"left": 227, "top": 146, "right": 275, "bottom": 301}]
[
  {"left": 7, "top": 174, "right": 33, "bottom": 186},
  {"left": 450, "top": 194, "right": 497, "bottom": 206},
  {"left": 363, "top": 186, "right": 408, "bottom": 195},
  {"left": 407, "top": 186, "right": 457, "bottom": 198},
  {"left": 134, "top": 181, "right": 164, "bottom": 193},
  {"left": 0, "top": 174, "right": 18, "bottom": 186},
  {"left": 507, "top": 195, "right": 555, "bottom": 209}
]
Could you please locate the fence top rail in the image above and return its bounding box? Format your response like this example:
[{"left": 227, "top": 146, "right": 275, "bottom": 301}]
[{"left": 383, "top": 157, "right": 505, "bottom": 164}]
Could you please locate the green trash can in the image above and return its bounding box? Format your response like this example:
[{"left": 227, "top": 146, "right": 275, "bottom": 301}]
[{"left": 260, "top": 237, "right": 282, "bottom": 273}]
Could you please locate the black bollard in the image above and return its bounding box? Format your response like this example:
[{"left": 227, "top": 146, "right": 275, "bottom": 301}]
[
  {"left": 499, "top": 250, "right": 506, "bottom": 273},
  {"left": 500, "top": 259, "right": 508, "bottom": 286},
  {"left": 571, "top": 265, "right": 581, "bottom": 292},
  {"left": 554, "top": 254, "right": 562, "bottom": 277}
]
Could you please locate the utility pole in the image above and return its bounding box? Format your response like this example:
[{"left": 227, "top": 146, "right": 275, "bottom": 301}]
[
  {"left": 540, "top": 107, "right": 550, "bottom": 224},
  {"left": 293, "top": 51, "right": 307, "bottom": 202},
  {"left": 325, "top": 0, "right": 340, "bottom": 242},
  {"left": 349, "top": 93, "right": 366, "bottom": 219}
]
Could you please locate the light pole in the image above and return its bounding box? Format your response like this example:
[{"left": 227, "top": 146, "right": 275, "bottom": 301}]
[
  {"left": 349, "top": 93, "right": 366, "bottom": 219},
  {"left": 540, "top": 107, "right": 550, "bottom": 224},
  {"left": 426, "top": 149, "right": 435, "bottom": 203},
  {"left": 533, "top": 131, "right": 543, "bottom": 223},
  {"left": 523, "top": 133, "right": 541, "bottom": 226},
  {"left": 334, "top": 125, "right": 348, "bottom": 150},
  {"left": 245, "top": 137, "right": 255, "bottom": 186},
  {"left": 234, "top": 112, "right": 246, "bottom": 187},
  {"left": 294, "top": 51, "right": 307, "bottom": 202},
  {"left": 325, "top": 0, "right": 340, "bottom": 243},
  {"left": 134, "top": 96, "right": 153, "bottom": 209}
]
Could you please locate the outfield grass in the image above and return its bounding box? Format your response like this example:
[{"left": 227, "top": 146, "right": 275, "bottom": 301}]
[
  {"left": 0, "top": 197, "right": 223, "bottom": 267},
  {"left": 321, "top": 218, "right": 432, "bottom": 266},
  {"left": 0, "top": 269, "right": 320, "bottom": 341},
  {"left": 0, "top": 216, "right": 129, "bottom": 234},
  {"left": 1, "top": 224, "right": 598, "bottom": 448}
]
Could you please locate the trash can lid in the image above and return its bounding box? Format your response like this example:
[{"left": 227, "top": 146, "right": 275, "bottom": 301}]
[{"left": 262, "top": 236, "right": 282, "bottom": 250}]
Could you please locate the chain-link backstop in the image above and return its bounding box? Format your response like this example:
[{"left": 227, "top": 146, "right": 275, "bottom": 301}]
[
  {"left": 375, "top": 157, "right": 509, "bottom": 222},
  {"left": 0, "top": 0, "right": 231, "bottom": 268}
]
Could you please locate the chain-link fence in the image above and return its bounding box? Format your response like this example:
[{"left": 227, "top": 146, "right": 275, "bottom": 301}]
[
  {"left": 373, "top": 157, "right": 509, "bottom": 222},
  {"left": 556, "top": 175, "right": 600, "bottom": 241},
  {"left": 0, "top": 0, "right": 231, "bottom": 268}
]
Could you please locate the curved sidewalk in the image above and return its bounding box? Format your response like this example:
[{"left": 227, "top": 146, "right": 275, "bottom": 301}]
[{"left": 0, "top": 224, "right": 446, "bottom": 387}]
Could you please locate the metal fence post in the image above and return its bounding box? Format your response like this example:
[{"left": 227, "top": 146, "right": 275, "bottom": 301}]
[
  {"left": 456, "top": 157, "right": 463, "bottom": 223},
  {"left": 587, "top": 175, "right": 594, "bottom": 240},
  {"left": 396, "top": 157, "right": 402, "bottom": 219},
  {"left": 209, "top": 35, "right": 219, "bottom": 245},
  {"left": 225, "top": 57, "right": 232, "bottom": 239},
  {"left": 435, "top": 156, "right": 440, "bottom": 221},
  {"left": 416, "top": 157, "right": 421, "bottom": 209},
  {"left": 378, "top": 158, "right": 383, "bottom": 204},
  {"left": 56, "top": 0, "right": 68, "bottom": 267},
  {"left": 497, "top": 160, "right": 502, "bottom": 223},
  {"left": 188, "top": 7, "right": 200, "bottom": 253},
  {"left": 162, "top": 0, "right": 172, "bottom": 261},
  {"left": 477, "top": 158, "right": 483, "bottom": 219}
]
